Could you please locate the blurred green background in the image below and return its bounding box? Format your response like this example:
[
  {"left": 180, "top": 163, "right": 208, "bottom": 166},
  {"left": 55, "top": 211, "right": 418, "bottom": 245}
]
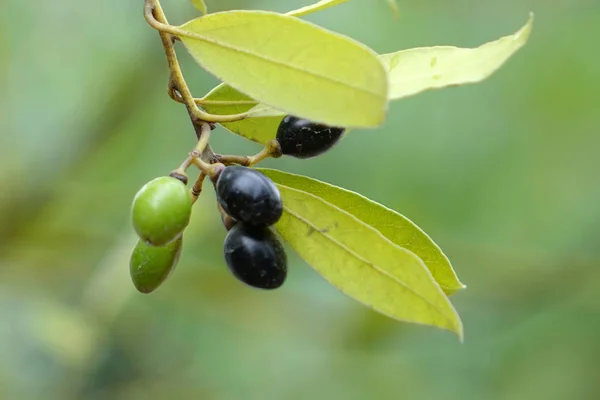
[{"left": 2, "top": 0, "right": 599, "bottom": 399}]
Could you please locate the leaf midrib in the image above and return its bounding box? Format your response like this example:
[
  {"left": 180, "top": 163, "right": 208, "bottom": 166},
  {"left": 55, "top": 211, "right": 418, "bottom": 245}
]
[
  {"left": 260, "top": 168, "right": 464, "bottom": 292},
  {"left": 179, "top": 17, "right": 385, "bottom": 99},
  {"left": 278, "top": 185, "right": 459, "bottom": 331}
]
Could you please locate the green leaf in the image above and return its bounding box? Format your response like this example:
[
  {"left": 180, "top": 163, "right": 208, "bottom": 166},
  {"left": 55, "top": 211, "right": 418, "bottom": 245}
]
[
  {"left": 178, "top": 10, "right": 388, "bottom": 128},
  {"left": 189, "top": 0, "right": 207, "bottom": 15},
  {"left": 260, "top": 168, "right": 466, "bottom": 295},
  {"left": 201, "top": 14, "right": 532, "bottom": 143},
  {"left": 381, "top": 13, "right": 534, "bottom": 100},
  {"left": 286, "top": 0, "right": 349, "bottom": 18},
  {"left": 201, "top": 84, "right": 283, "bottom": 144},
  {"left": 259, "top": 169, "right": 463, "bottom": 337}
]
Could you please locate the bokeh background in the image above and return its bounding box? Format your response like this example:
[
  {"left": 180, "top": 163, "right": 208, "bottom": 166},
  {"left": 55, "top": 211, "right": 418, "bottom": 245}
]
[{"left": 2, "top": 0, "right": 599, "bottom": 398}]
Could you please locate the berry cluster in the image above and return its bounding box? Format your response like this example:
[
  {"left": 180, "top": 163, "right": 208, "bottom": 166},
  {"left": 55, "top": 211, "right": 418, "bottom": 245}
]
[
  {"left": 129, "top": 117, "right": 344, "bottom": 293},
  {"left": 217, "top": 166, "right": 287, "bottom": 289}
]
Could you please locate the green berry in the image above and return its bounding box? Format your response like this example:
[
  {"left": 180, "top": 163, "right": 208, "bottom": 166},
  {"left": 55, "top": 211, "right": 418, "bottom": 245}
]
[
  {"left": 276, "top": 116, "right": 345, "bottom": 159},
  {"left": 131, "top": 176, "right": 192, "bottom": 246},
  {"left": 130, "top": 236, "right": 182, "bottom": 294}
]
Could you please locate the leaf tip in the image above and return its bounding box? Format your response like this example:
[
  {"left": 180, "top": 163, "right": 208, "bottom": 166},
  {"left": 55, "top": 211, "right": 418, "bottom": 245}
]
[
  {"left": 440, "top": 290, "right": 464, "bottom": 341},
  {"left": 444, "top": 282, "right": 467, "bottom": 296},
  {"left": 457, "top": 330, "right": 465, "bottom": 344},
  {"left": 452, "top": 316, "right": 465, "bottom": 342},
  {"left": 519, "top": 12, "right": 535, "bottom": 43}
]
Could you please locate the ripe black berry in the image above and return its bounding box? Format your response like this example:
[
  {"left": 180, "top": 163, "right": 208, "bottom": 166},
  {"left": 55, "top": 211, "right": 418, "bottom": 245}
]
[
  {"left": 223, "top": 224, "right": 287, "bottom": 289},
  {"left": 216, "top": 166, "right": 283, "bottom": 227},
  {"left": 276, "top": 116, "right": 345, "bottom": 159}
]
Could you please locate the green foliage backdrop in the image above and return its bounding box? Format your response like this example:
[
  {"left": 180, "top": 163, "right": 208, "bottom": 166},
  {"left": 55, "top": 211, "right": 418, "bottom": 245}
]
[{"left": 2, "top": 0, "right": 599, "bottom": 399}]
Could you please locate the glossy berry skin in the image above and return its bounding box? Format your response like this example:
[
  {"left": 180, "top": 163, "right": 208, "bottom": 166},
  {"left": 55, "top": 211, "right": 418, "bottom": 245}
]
[
  {"left": 223, "top": 224, "right": 287, "bottom": 290},
  {"left": 276, "top": 116, "right": 345, "bottom": 159},
  {"left": 130, "top": 236, "right": 182, "bottom": 294},
  {"left": 216, "top": 166, "right": 283, "bottom": 227},
  {"left": 132, "top": 176, "right": 192, "bottom": 246}
]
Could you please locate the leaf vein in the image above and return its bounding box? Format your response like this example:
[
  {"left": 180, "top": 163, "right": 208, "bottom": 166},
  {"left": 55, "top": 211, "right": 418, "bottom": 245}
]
[{"left": 281, "top": 203, "right": 456, "bottom": 325}]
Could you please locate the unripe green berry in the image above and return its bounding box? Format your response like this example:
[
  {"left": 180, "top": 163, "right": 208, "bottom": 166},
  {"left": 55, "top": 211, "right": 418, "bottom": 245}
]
[
  {"left": 130, "top": 236, "right": 182, "bottom": 294},
  {"left": 131, "top": 177, "right": 192, "bottom": 246}
]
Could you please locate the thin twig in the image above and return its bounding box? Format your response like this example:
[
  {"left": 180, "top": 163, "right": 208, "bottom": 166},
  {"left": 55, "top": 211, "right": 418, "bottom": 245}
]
[
  {"left": 215, "top": 139, "right": 282, "bottom": 167},
  {"left": 143, "top": 0, "right": 250, "bottom": 124},
  {"left": 191, "top": 172, "right": 206, "bottom": 203}
]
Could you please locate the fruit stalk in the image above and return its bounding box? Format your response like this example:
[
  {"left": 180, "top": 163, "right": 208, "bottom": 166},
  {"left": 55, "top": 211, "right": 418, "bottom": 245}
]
[
  {"left": 143, "top": 0, "right": 251, "bottom": 124},
  {"left": 215, "top": 140, "right": 283, "bottom": 167}
]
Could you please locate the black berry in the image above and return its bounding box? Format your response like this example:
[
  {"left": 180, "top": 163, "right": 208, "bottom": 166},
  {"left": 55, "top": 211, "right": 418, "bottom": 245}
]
[
  {"left": 216, "top": 166, "right": 283, "bottom": 227},
  {"left": 276, "top": 116, "right": 345, "bottom": 159},
  {"left": 223, "top": 224, "right": 287, "bottom": 289}
]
